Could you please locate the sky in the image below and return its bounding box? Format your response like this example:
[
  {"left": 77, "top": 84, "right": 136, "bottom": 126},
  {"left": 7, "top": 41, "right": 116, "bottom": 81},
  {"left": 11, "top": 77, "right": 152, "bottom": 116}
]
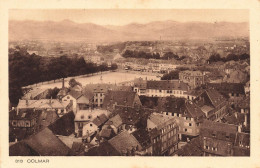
[{"left": 9, "top": 9, "right": 249, "bottom": 26}]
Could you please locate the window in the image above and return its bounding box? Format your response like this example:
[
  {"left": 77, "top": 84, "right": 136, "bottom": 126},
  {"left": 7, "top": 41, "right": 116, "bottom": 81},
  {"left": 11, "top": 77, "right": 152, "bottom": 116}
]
[
  {"left": 100, "top": 99, "right": 102, "bottom": 102},
  {"left": 184, "top": 128, "right": 187, "bottom": 132},
  {"left": 96, "top": 99, "right": 98, "bottom": 102},
  {"left": 90, "top": 124, "right": 93, "bottom": 127},
  {"left": 67, "top": 96, "right": 70, "bottom": 99},
  {"left": 189, "top": 123, "right": 192, "bottom": 127},
  {"left": 213, "top": 147, "right": 218, "bottom": 151},
  {"left": 205, "top": 146, "right": 209, "bottom": 150},
  {"left": 212, "top": 133, "right": 216, "bottom": 138}
]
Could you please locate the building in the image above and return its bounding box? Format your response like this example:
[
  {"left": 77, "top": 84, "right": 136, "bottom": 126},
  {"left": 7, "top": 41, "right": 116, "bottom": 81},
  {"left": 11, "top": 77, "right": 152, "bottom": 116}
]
[
  {"left": 131, "top": 128, "right": 152, "bottom": 155},
  {"left": 179, "top": 70, "right": 205, "bottom": 89},
  {"left": 17, "top": 99, "right": 70, "bottom": 115},
  {"left": 147, "top": 113, "right": 179, "bottom": 156},
  {"left": 157, "top": 97, "right": 205, "bottom": 141},
  {"left": 22, "top": 88, "right": 49, "bottom": 100},
  {"left": 9, "top": 109, "right": 39, "bottom": 142},
  {"left": 74, "top": 109, "right": 109, "bottom": 137},
  {"left": 200, "top": 120, "right": 249, "bottom": 156},
  {"left": 62, "top": 90, "right": 92, "bottom": 112},
  {"left": 193, "top": 89, "right": 228, "bottom": 122},
  {"left": 108, "top": 131, "right": 142, "bottom": 156},
  {"left": 102, "top": 91, "right": 142, "bottom": 111},
  {"left": 133, "top": 78, "right": 147, "bottom": 96},
  {"left": 145, "top": 80, "right": 189, "bottom": 98}
]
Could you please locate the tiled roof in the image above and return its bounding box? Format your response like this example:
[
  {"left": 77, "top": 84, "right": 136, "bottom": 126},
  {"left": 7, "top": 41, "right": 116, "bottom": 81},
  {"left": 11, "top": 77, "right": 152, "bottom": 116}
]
[
  {"left": 108, "top": 131, "right": 141, "bottom": 154},
  {"left": 205, "top": 89, "right": 226, "bottom": 108},
  {"left": 85, "top": 141, "right": 120, "bottom": 156},
  {"left": 201, "top": 120, "right": 238, "bottom": 135},
  {"left": 105, "top": 114, "right": 123, "bottom": 128},
  {"left": 9, "top": 141, "right": 35, "bottom": 156},
  {"left": 74, "top": 109, "right": 108, "bottom": 121},
  {"left": 131, "top": 129, "right": 151, "bottom": 149},
  {"left": 146, "top": 80, "right": 188, "bottom": 91},
  {"left": 17, "top": 99, "right": 64, "bottom": 109},
  {"left": 103, "top": 90, "right": 138, "bottom": 108},
  {"left": 100, "top": 129, "right": 114, "bottom": 138},
  {"left": 48, "top": 111, "right": 75, "bottom": 136},
  {"left": 37, "top": 110, "right": 59, "bottom": 128},
  {"left": 68, "top": 90, "right": 83, "bottom": 99},
  {"left": 24, "top": 128, "right": 70, "bottom": 156},
  {"left": 148, "top": 113, "right": 176, "bottom": 130},
  {"left": 112, "top": 106, "right": 142, "bottom": 125},
  {"left": 92, "top": 114, "right": 108, "bottom": 127},
  {"left": 22, "top": 88, "right": 49, "bottom": 100},
  {"left": 185, "top": 101, "right": 205, "bottom": 118}
]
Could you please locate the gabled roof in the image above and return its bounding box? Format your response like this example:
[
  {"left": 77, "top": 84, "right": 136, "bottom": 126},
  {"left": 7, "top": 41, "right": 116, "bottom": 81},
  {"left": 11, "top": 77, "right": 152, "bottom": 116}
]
[
  {"left": 74, "top": 109, "right": 108, "bottom": 122},
  {"left": 108, "top": 131, "right": 141, "bottom": 154},
  {"left": 22, "top": 88, "right": 49, "bottom": 100},
  {"left": 157, "top": 97, "right": 185, "bottom": 114},
  {"left": 146, "top": 80, "right": 188, "bottom": 91},
  {"left": 68, "top": 90, "right": 83, "bottom": 99},
  {"left": 100, "top": 128, "right": 114, "bottom": 138},
  {"left": 24, "top": 128, "right": 70, "bottom": 156}
]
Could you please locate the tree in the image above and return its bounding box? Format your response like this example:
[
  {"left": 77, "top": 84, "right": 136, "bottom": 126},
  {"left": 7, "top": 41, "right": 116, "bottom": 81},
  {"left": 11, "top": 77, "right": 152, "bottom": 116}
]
[
  {"left": 161, "top": 70, "right": 180, "bottom": 80},
  {"left": 46, "top": 87, "right": 60, "bottom": 99},
  {"left": 68, "top": 78, "right": 82, "bottom": 88}
]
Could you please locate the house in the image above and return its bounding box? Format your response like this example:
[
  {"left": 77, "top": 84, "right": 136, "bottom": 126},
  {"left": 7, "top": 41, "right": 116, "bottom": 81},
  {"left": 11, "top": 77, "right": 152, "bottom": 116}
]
[
  {"left": 37, "top": 109, "right": 59, "bottom": 130},
  {"left": 179, "top": 70, "right": 205, "bottom": 89},
  {"left": 74, "top": 109, "right": 109, "bottom": 137},
  {"left": 193, "top": 89, "right": 228, "bottom": 122},
  {"left": 102, "top": 90, "right": 142, "bottom": 111},
  {"left": 145, "top": 80, "right": 189, "bottom": 98},
  {"left": 133, "top": 78, "right": 147, "bottom": 96},
  {"left": 9, "top": 109, "right": 39, "bottom": 142},
  {"left": 147, "top": 113, "right": 179, "bottom": 156},
  {"left": 157, "top": 97, "right": 205, "bottom": 141},
  {"left": 62, "top": 90, "right": 92, "bottom": 112},
  {"left": 223, "top": 70, "right": 248, "bottom": 83},
  {"left": 108, "top": 131, "right": 142, "bottom": 156},
  {"left": 102, "top": 114, "right": 123, "bottom": 134},
  {"left": 17, "top": 99, "right": 67, "bottom": 115},
  {"left": 200, "top": 120, "right": 249, "bottom": 156}
]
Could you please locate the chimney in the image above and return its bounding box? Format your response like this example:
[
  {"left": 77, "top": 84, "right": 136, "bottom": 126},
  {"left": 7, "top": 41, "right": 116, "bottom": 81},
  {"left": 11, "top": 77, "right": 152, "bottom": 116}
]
[
  {"left": 244, "top": 113, "right": 248, "bottom": 127},
  {"left": 234, "top": 112, "right": 238, "bottom": 119},
  {"left": 62, "top": 78, "right": 65, "bottom": 89},
  {"left": 238, "top": 124, "right": 242, "bottom": 133}
]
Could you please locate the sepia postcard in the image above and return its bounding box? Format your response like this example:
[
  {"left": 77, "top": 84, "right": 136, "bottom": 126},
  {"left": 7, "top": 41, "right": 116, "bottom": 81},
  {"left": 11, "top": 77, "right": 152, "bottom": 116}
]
[{"left": 1, "top": 0, "right": 260, "bottom": 168}]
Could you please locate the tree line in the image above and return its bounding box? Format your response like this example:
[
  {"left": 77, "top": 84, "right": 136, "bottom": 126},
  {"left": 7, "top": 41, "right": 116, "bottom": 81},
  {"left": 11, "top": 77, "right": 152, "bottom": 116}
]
[
  {"left": 122, "top": 50, "right": 186, "bottom": 61},
  {"left": 207, "top": 53, "right": 250, "bottom": 63},
  {"left": 9, "top": 50, "right": 117, "bottom": 105}
]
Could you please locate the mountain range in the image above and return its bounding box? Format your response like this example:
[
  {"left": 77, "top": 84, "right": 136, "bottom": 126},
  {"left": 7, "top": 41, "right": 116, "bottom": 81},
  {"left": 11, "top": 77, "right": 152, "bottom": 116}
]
[{"left": 9, "top": 20, "right": 249, "bottom": 42}]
